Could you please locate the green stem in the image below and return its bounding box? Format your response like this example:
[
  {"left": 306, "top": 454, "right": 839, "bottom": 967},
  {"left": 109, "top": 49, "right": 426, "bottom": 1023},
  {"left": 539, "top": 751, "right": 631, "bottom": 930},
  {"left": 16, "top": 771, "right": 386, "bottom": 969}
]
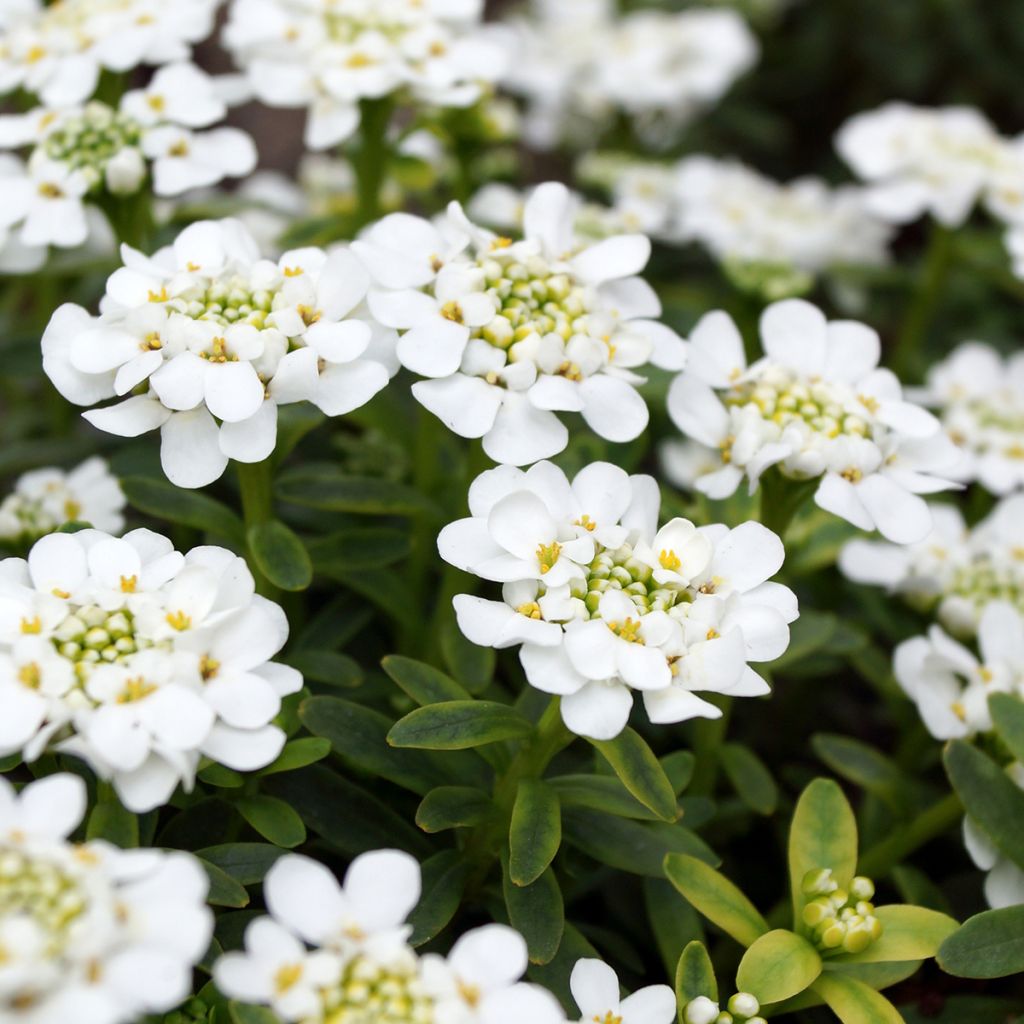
[
  {"left": 856, "top": 793, "right": 962, "bottom": 877},
  {"left": 351, "top": 97, "right": 395, "bottom": 230},
  {"left": 892, "top": 222, "right": 954, "bottom": 379},
  {"left": 236, "top": 459, "right": 278, "bottom": 598},
  {"left": 758, "top": 469, "right": 818, "bottom": 542},
  {"left": 689, "top": 696, "right": 733, "bottom": 797}
]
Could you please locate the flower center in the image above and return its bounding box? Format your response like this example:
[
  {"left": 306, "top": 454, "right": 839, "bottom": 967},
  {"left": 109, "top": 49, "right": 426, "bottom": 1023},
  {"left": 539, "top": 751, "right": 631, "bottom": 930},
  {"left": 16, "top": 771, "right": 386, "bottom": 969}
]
[
  {"left": 578, "top": 542, "right": 689, "bottom": 618},
  {"left": 321, "top": 953, "right": 434, "bottom": 1024},
  {"left": 42, "top": 101, "right": 142, "bottom": 188},
  {"left": 51, "top": 604, "right": 145, "bottom": 680},
  {"left": 160, "top": 271, "right": 281, "bottom": 329},
  {"left": 948, "top": 556, "right": 1024, "bottom": 619},
  {"left": 801, "top": 869, "right": 882, "bottom": 955}
]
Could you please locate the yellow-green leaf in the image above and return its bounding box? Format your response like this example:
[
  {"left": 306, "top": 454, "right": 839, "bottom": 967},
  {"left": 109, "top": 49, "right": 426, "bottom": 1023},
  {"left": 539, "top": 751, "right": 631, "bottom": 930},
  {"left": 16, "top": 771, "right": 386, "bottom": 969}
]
[
  {"left": 836, "top": 905, "right": 958, "bottom": 965},
  {"left": 811, "top": 973, "right": 904, "bottom": 1023},
  {"left": 676, "top": 940, "right": 718, "bottom": 1005},
  {"left": 736, "top": 929, "right": 822, "bottom": 1004}
]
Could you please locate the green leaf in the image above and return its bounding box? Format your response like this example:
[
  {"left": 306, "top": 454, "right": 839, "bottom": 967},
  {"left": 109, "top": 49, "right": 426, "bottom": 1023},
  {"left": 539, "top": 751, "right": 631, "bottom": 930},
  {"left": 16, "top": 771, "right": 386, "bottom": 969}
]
[
  {"left": 121, "top": 475, "right": 244, "bottom": 545},
  {"left": 719, "top": 742, "right": 778, "bottom": 815},
  {"left": 590, "top": 728, "right": 679, "bottom": 822},
  {"left": 550, "top": 774, "right": 668, "bottom": 821},
  {"left": 811, "top": 734, "right": 907, "bottom": 810},
  {"left": 440, "top": 617, "right": 495, "bottom": 694},
  {"left": 663, "top": 853, "right": 769, "bottom": 947},
  {"left": 275, "top": 468, "right": 439, "bottom": 516},
  {"left": 789, "top": 778, "right": 859, "bottom": 925},
  {"left": 235, "top": 796, "right": 306, "bottom": 848},
  {"left": 675, "top": 940, "right": 718, "bottom": 1004},
  {"left": 86, "top": 799, "right": 138, "bottom": 848},
  {"left": 837, "top": 905, "right": 958, "bottom": 965},
  {"left": 229, "top": 1002, "right": 282, "bottom": 1024},
  {"left": 200, "top": 858, "right": 250, "bottom": 908},
  {"left": 199, "top": 763, "right": 245, "bottom": 788},
  {"left": 257, "top": 737, "right": 332, "bottom": 776},
  {"left": 503, "top": 857, "right": 564, "bottom": 965},
  {"left": 305, "top": 527, "right": 412, "bottom": 570},
  {"left": 285, "top": 650, "right": 362, "bottom": 689},
  {"left": 944, "top": 740, "right": 1024, "bottom": 871},
  {"left": 509, "top": 779, "right": 561, "bottom": 886},
  {"left": 382, "top": 655, "right": 471, "bottom": 705},
  {"left": 247, "top": 520, "right": 313, "bottom": 591},
  {"left": 388, "top": 700, "right": 533, "bottom": 750},
  {"left": 810, "top": 973, "right": 904, "bottom": 1023},
  {"left": 736, "top": 929, "right": 822, "bottom": 1004},
  {"left": 938, "top": 906, "right": 1024, "bottom": 979},
  {"left": 646, "top": 877, "right": 704, "bottom": 978},
  {"left": 662, "top": 751, "right": 696, "bottom": 794},
  {"left": 989, "top": 693, "right": 1024, "bottom": 764},
  {"left": 416, "top": 787, "right": 497, "bottom": 832},
  {"left": 197, "top": 844, "right": 284, "bottom": 885},
  {"left": 407, "top": 850, "right": 469, "bottom": 947}
]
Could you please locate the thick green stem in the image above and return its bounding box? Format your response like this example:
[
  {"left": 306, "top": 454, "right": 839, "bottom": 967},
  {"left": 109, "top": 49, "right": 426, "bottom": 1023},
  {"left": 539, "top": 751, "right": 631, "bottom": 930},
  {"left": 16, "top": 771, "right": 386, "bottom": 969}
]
[
  {"left": 236, "top": 459, "right": 278, "bottom": 598},
  {"left": 856, "top": 793, "right": 962, "bottom": 877},
  {"left": 758, "top": 469, "right": 818, "bottom": 542},
  {"left": 351, "top": 97, "right": 395, "bottom": 230},
  {"left": 689, "top": 696, "right": 733, "bottom": 797},
  {"left": 98, "top": 191, "right": 155, "bottom": 251}
]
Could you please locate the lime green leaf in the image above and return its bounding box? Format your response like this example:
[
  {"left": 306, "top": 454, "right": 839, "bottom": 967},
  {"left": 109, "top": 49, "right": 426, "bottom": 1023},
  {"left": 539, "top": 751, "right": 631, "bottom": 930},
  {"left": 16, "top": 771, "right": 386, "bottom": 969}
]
[
  {"left": 305, "top": 527, "right": 412, "bottom": 570},
  {"left": 509, "top": 779, "right": 561, "bottom": 886},
  {"left": 944, "top": 740, "right": 1024, "bottom": 871},
  {"left": 388, "top": 700, "right": 533, "bottom": 750},
  {"left": 811, "top": 973, "right": 904, "bottom": 1023},
  {"left": 275, "top": 468, "right": 439, "bottom": 516},
  {"left": 837, "top": 905, "right": 958, "bottom": 965},
  {"left": 197, "top": 844, "right": 283, "bottom": 885},
  {"left": 235, "top": 795, "right": 306, "bottom": 848},
  {"left": 789, "top": 778, "right": 859, "bottom": 924},
  {"left": 590, "top": 728, "right": 678, "bottom": 822},
  {"left": 989, "top": 693, "right": 1024, "bottom": 764},
  {"left": 736, "top": 929, "right": 822, "bottom": 1004},
  {"left": 257, "top": 737, "right": 332, "bottom": 776},
  {"left": 664, "top": 853, "right": 769, "bottom": 947},
  {"left": 247, "top": 520, "right": 313, "bottom": 591},
  {"left": 230, "top": 1002, "right": 282, "bottom": 1024},
  {"left": 416, "top": 787, "right": 496, "bottom": 833},
  {"left": 408, "top": 850, "right": 469, "bottom": 947},
  {"left": 676, "top": 940, "right": 718, "bottom": 1004},
  {"left": 503, "top": 858, "right": 564, "bottom": 965},
  {"left": 938, "top": 906, "right": 1024, "bottom": 979},
  {"left": 199, "top": 859, "right": 249, "bottom": 908},
  {"left": 719, "top": 742, "right": 778, "bottom": 815},
  {"left": 121, "top": 475, "right": 244, "bottom": 545},
  {"left": 382, "top": 655, "right": 471, "bottom": 705}
]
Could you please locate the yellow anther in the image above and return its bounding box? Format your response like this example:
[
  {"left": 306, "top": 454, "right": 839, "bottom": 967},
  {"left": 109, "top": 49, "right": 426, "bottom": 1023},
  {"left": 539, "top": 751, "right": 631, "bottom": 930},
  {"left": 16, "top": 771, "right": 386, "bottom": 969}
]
[
  {"left": 26, "top": 45, "right": 46, "bottom": 63},
  {"left": 186, "top": 262, "right": 201, "bottom": 272},
  {"left": 610, "top": 618, "right": 644, "bottom": 644},
  {"left": 706, "top": 628, "right": 720, "bottom": 640},
  {"left": 51, "top": 588, "right": 70, "bottom": 599},
  {"left": 165, "top": 610, "right": 191, "bottom": 631},
  {"left": 575, "top": 515, "right": 597, "bottom": 532},
  {"left": 37, "top": 182, "right": 63, "bottom": 199},
  {"left": 274, "top": 964, "right": 303, "bottom": 994},
  {"left": 168, "top": 139, "right": 190, "bottom": 157},
  {"left": 116, "top": 677, "right": 157, "bottom": 703},
  {"left": 536, "top": 541, "right": 562, "bottom": 574},
  {"left": 659, "top": 550, "right": 681, "bottom": 572},
  {"left": 841, "top": 467, "right": 863, "bottom": 483},
  {"left": 20, "top": 617, "right": 41, "bottom": 634},
  {"left": 284, "top": 265, "right": 304, "bottom": 277},
  {"left": 516, "top": 602, "right": 542, "bottom": 620},
  {"left": 297, "top": 304, "right": 321, "bottom": 326},
  {"left": 858, "top": 394, "right": 880, "bottom": 414},
  {"left": 593, "top": 1014, "right": 623, "bottom": 1024},
  {"left": 440, "top": 300, "right": 464, "bottom": 324},
  {"left": 120, "top": 575, "right": 137, "bottom": 593},
  {"left": 200, "top": 655, "right": 220, "bottom": 680},
  {"left": 458, "top": 981, "right": 481, "bottom": 1007},
  {"left": 63, "top": 499, "right": 82, "bottom": 519},
  {"left": 146, "top": 94, "right": 166, "bottom": 112},
  {"left": 346, "top": 51, "right": 373, "bottom": 67},
  {"left": 951, "top": 701, "right": 967, "bottom": 722},
  {"left": 17, "top": 663, "right": 41, "bottom": 690},
  {"left": 490, "top": 237, "right": 513, "bottom": 250},
  {"left": 141, "top": 332, "right": 163, "bottom": 351},
  {"left": 148, "top": 287, "right": 169, "bottom": 303},
  {"left": 979, "top": 667, "right": 994, "bottom": 683}
]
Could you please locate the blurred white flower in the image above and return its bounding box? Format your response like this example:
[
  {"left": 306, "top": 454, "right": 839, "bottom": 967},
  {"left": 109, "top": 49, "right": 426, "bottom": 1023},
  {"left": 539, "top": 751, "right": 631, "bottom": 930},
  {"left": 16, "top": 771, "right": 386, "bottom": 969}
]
[
  {"left": 441, "top": 461, "right": 795, "bottom": 739},
  {"left": 668, "top": 299, "right": 961, "bottom": 544},
  {"left": 963, "top": 763, "right": 1024, "bottom": 909},
  {"left": 0, "top": 772, "right": 213, "bottom": 1022},
  {"left": 570, "top": 958, "right": 675, "bottom": 1024},
  {"left": 0, "top": 528, "right": 302, "bottom": 811},
  {"left": 0, "top": 456, "right": 125, "bottom": 541},
  {"left": 42, "top": 218, "right": 396, "bottom": 488}
]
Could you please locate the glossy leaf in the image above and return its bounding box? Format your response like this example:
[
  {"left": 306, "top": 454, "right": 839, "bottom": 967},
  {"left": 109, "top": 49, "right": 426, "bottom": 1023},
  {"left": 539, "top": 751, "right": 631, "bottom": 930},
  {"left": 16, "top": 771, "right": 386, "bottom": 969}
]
[
  {"left": 257, "top": 737, "right": 332, "bottom": 776},
  {"left": 503, "top": 857, "right": 564, "bottom": 965},
  {"left": 197, "top": 844, "right": 284, "bottom": 886},
  {"left": 736, "top": 929, "right": 822, "bottom": 1004},
  {"left": 989, "top": 692, "right": 1024, "bottom": 764},
  {"left": 382, "top": 655, "right": 472, "bottom": 705},
  {"left": 121, "top": 475, "right": 244, "bottom": 545},
  {"left": 230, "top": 1003, "right": 282, "bottom": 1024},
  {"left": 275, "top": 467, "right": 439, "bottom": 516},
  {"left": 200, "top": 858, "right": 250, "bottom": 908},
  {"left": 408, "top": 850, "right": 469, "bottom": 947}
]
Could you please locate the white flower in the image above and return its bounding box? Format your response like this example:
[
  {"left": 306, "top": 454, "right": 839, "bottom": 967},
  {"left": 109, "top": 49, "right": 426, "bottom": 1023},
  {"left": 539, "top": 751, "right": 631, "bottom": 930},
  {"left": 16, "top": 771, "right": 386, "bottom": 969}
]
[
  {"left": 963, "top": 763, "right": 1024, "bottom": 909},
  {"left": 42, "top": 218, "right": 395, "bottom": 488},
  {"left": 0, "top": 772, "right": 213, "bottom": 1023},
  {"left": 442, "top": 461, "right": 795, "bottom": 739},
  {"left": 222, "top": 0, "right": 509, "bottom": 151},
  {"left": 0, "top": 528, "right": 302, "bottom": 811},
  {"left": 836, "top": 102, "right": 1022, "bottom": 227},
  {"left": 0, "top": 456, "right": 125, "bottom": 541},
  {"left": 365, "top": 182, "right": 686, "bottom": 466},
  {"left": 668, "top": 298, "right": 961, "bottom": 544},
  {"left": 0, "top": 0, "right": 218, "bottom": 106},
  {"left": 570, "top": 958, "right": 674, "bottom": 1024},
  {"left": 0, "top": 155, "right": 90, "bottom": 249}
]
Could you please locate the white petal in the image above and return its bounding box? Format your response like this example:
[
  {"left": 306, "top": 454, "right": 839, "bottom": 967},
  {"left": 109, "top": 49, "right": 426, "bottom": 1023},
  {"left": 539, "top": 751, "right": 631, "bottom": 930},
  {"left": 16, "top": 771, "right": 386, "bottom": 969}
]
[
  {"left": 760, "top": 299, "right": 827, "bottom": 375},
  {"left": 160, "top": 409, "right": 230, "bottom": 489},
  {"left": 84, "top": 396, "right": 171, "bottom": 437},
  {"left": 412, "top": 375, "right": 502, "bottom": 439},
  {"left": 561, "top": 680, "right": 633, "bottom": 739},
  {"left": 579, "top": 375, "right": 649, "bottom": 443}
]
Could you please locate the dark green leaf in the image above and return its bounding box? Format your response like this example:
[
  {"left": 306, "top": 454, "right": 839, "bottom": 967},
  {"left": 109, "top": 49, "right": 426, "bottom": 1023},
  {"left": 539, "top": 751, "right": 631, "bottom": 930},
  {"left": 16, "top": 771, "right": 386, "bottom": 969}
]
[
  {"left": 247, "top": 520, "right": 313, "bottom": 591},
  {"left": 257, "top": 737, "right": 332, "bottom": 776},
  {"left": 284, "top": 650, "right": 363, "bottom": 689},
  {"left": 276, "top": 468, "right": 439, "bottom": 516},
  {"left": 416, "top": 787, "right": 497, "bottom": 832},
  {"left": 86, "top": 799, "right": 138, "bottom": 848},
  {"left": 198, "top": 764, "right": 245, "bottom": 788},
  {"left": 938, "top": 906, "right": 1024, "bottom": 979},
  {"left": 235, "top": 796, "right": 306, "bottom": 848},
  {"left": 503, "top": 857, "right": 564, "bottom": 965},
  {"left": 719, "top": 742, "right": 778, "bottom": 815},
  {"left": 121, "top": 475, "right": 244, "bottom": 546},
  {"left": 812, "top": 733, "right": 907, "bottom": 809},
  {"left": 199, "top": 858, "right": 250, "bottom": 908},
  {"left": 662, "top": 751, "right": 696, "bottom": 794},
  {"left": 229, "top": 1002, "right": 282, "bottom": 1024},
  {"left": 550, "top": 774, "right": 667, "bottom": 820},
  {"left": 509, "top": 779, "right": 561, "bottom": 886},
  {"left": 675, "top": 940, "right": 718, "bottom": 1004},
  {"left": 305, "top": 527, "right": 412, "bottom": 570},
  {"left": 645, "top": 877, "right": 703, "bottom": 978},
  {"left": 197, "top": 844, "right": 284, "bottom": 885},
  {"left": 989, "top": 693, "right": 1024, "bottom": 764},
  {"left": 408, "top": 850, "right": 469, "bottom": 947},
  {"left": 388, "top": 700, "right": 533, "bottom": 750},
  {"left": 382, "top": 655, "right": 471, "bottom": 705},
  {"left": 441, "top": 616, "right": 495, "bottom": 694},
  {"left": 736, "top": 929, "right": 822, "bottom": 1004},
  {"left": 590, "top": 728, "right": 679, "bottom": 822}
]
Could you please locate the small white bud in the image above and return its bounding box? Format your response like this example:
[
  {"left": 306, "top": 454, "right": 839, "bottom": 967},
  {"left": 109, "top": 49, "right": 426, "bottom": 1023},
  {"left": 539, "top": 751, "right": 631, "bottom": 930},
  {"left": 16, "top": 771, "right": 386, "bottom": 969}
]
[
  {"left": 106, "top": 146, "right": 146, "bottom": 195},
  {"left": 729, "top": 992, "right": 760, "bottom": 1018},
  {"left": 685, "top": 996, "right": 720, "bottom": 1024}
]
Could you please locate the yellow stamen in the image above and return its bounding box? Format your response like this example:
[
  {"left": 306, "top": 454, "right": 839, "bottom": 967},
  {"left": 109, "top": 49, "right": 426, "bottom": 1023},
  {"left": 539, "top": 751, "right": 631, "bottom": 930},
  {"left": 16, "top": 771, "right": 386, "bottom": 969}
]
[
  {"left": 120, "top": 575, "right": 137, "bottom": 593},
  {"left": 659, "top": 550, "right": 681, "bottom": 572},
  {"left": 536, "top": 541, "right": 562, "bottom": 574},
  {"left": 166, "top": 610, "right": 191, "bottom": 631}
]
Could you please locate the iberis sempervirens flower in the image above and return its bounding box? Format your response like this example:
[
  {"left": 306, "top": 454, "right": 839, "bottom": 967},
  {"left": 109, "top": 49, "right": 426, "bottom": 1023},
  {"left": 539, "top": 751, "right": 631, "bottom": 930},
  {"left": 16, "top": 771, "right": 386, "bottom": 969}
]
[
  {"left": 0, "top": 772, "right": 213, "bottom": 1022},
  {"left": 41, "top": 218, "right": 396, "bottom": 488},
  {"left": 0, "top": 528, "right": 302, "bottom": 810},
  {"left": 439, "top": 461, "right": 796, "bottom": 739},
  {"left": 668, "top": 298, "right": 961, "bottom": 544},
  {"left": 360, "top": 182, "right": 687, "bottom": 466}
]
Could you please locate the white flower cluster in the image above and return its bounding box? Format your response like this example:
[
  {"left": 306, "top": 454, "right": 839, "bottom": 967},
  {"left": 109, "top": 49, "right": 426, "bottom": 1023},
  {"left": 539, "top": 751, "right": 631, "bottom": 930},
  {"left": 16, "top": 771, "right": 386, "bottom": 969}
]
[
  {"left": 840, "top": 495, "right": 1024, "bottom": 637},
  {"left": 42, "top": 218, "right": 396, "bottom": 488},
  {"left": 222, "top": 0, "right": 509, "bottom": 152},
  {"left": 0, "top": 0, "right": 218, "bottom": 107},
  {"left": 668, "top": 299, "right": 961, "bottom": 544},
  {"left": 0, "top": 772, "right": 213, "bottom": 1022},
  {"left": 0, "top": 457, "right": 124, "bottom": 543},
  {"left": 0, "top": 64, "right": 256, "bottom": 250},
  {"left": 360, "top": 182, "right": 686, "bottom": 466},
  {"left": 0, "top": 529, "right": 302, "bottom": 811},
  {"left": 911, "top": 342, "right": 1024, "bottom": 495},
  {"left": 440, "top": 461, "right": 796, "bottom": 740},
  {"left": 504, "top": 0, "right": 757, "bottom": 151},
  {"left": 963, "top": 762, "right": 1024, "bottom": 909}
]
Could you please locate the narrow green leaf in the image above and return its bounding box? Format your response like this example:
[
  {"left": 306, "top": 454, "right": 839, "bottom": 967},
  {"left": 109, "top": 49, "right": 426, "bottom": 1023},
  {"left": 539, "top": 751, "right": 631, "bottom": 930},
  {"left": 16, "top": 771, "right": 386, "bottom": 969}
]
[
  {"left": 121, "top": 475, "right": 244, "bottom": 545},
  {"left": 646, "top": 877, "right": 704, "bottom": 978},
  {"left": 664, "top": 853, "right": 769, "bottom": 947},
  {"left": 440, "top": 616, "right": 495, "bottom": 694},
  {"left": 812, "top": 733, "right": 907, "bottom": 809},
  {"left": 789, "top": 778, "right": 859, "bottom": 925},
  {"left": 675, "top": 940, "right": 718, "bottom": 1004},
  {"left": 382, "top": 655, "right": 471, "bottom": 705},
  {"left": 86, "top": 799, "right": 138, "bottom": 848},
  {"left": 837, "top": 905, "right": 958, "bottom": 965},
  {"left": 662, "top": 751, "right": 696, "bottom": 794},
  {"left": 736, "top": 929, "right": 822, "bottom": 1004},
  {"left": 305, "top": 527, "right": 412, "bottom": 570},
  {"left": 284, "top": 650, "right": 362, "bottom": 689},
  {"left": 591, "top": 728, "right": 679, "bottom": 822},
  {"left": 503, "top": 858, "right": 564, "bottom": 965},
  {"left": 388, "top": 700, "right": 533, "bottom": 750},
  {"left": 275, "top": 468, "right": 439, "bottom": 516},
  {"left": 810, "top": 973, "right": 904, "bottom": 1023},
  {"left": 408, "top": 850, "right": 469, "bottom": 947},
  {"left": 550, "top": 774, "right": 667, "bottom": 820},
  {"left": 197, "top": 844, "right": 284, "bottom": 885},
  {"left": 200, "top": 858, "right": 250, "bottom": 908},
  {"left": 257, "top": 737, "right": 332, "bottom": 776},
  {"left": 989, "top": 693, "right": 1024, "bottom": 765},
  {"left": 247, "top": 520, "right": 313, "bottom": 591},
  {"left": 509, "top": 779, "right": 561, "bottom": 886},
  {"left": 416, "top": 787, "right": 496, "bottom": 832},
  {"left": 235, "top": 795, "right": 306, "bottom": 848},
  {"left": 719, "top": 742, "right": 778, "bottom": 815},
  {"left": 230, "top": 1002, "right": 282, "bottom": 1024},
  {"left": 938, "top": 906, "right": 1024, "bottom": 979}
]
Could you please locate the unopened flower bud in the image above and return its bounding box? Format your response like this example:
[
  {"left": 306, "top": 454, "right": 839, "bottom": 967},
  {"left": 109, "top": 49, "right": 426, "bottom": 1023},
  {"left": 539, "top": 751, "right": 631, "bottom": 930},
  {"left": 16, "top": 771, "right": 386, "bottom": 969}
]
[
  {"left": 849, "top": 876, "right": 875, "bottom": 901},
  {"left": 802, "top": 868, "right": 836, "bottom": 897},
  {"left": 106, "top": 146, "right": 146, "bottom": 194},
  {"left": 684, "top": 996, "right": 719, "bottom": 1024},
  {"left": 728, "top": 992, "right": 760, "bottom": 1018}
]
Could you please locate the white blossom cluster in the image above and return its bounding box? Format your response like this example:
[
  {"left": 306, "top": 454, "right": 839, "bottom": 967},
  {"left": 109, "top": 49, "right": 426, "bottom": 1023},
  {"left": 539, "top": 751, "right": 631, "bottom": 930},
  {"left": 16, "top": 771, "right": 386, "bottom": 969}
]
[
  {"left": 840, "top": 495, "right": 1024, "bottom": 637},
  {"left": 360, "top": 182, "right": 686, "bottom": 466},
  {"left": 0, "top": 773, "right": 213, "bottom": 1023},
  {"left": 215, "top": 847, "right": 674, "bottom": 1024},
  {"left": 0, "top": 529, "right": 302, "bottom": 811},
  {"left": 0, "top": 457, "right": 124, "bottom": 543},
  {"left": 222, "top": 0, "right": 509, "bottom": 152},
  {"left": 0, "top": 63, "right": 256, "bottom": 250},
  {"left": 668, "top": 299, "right": 962, "bottom": 544},
  {"left": 42, "top": 218, "right": 397, "bottom": 488},
  {"left": 440, "top": 461, "right": 796, "bottom": 740},
  {"left": 503, "top": 0, "right": 757, "bottom": 151},
  {"left": 0, "top": 0, "right": 218, "bottom": 107}
]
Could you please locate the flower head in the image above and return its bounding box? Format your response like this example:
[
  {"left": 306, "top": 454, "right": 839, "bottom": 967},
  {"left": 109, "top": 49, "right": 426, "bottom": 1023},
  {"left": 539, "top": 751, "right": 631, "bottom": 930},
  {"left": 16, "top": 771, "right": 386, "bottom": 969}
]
[{"left": 570, "top": 957, "right": 675, "bottom": 1024}]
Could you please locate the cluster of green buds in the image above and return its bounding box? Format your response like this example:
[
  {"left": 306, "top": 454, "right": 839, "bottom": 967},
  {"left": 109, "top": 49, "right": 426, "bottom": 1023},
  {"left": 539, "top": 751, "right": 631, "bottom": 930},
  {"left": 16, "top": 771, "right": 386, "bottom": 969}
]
[
  {"left": 684, "top": 993, "right": 766, "bottom": 1024},
  {"left": 726, "top": 365, "right": 871, "bottom": 441},
  {"left": 723, "top": 257, "right": 814, "bottom": 303},
  {"left": 0, "top": 847, "right": 87, "bottom": 956},
  {"left": 570, "top": 542, "right": 690, "bottom": 618},
  {"left": 159, "top": 996, "right": 217, "bottom": 1024},
  {"left": 169, "top": 273, "right": 281, "bottom": 330},
  {"left": 320, "top": 954, "right": 434, "bottom": 1024},
  {"left": 41, "top": 102, "right": 145, "bottom": 195},
  {"left": 949, "top": 555, "right": 1024, "bottom": 619},
  {"left": 801, "top": 869, "right": 882, "bottom": 954},
  {"left": 51, "top": 605, "right": 146, "bottom": 680}
]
